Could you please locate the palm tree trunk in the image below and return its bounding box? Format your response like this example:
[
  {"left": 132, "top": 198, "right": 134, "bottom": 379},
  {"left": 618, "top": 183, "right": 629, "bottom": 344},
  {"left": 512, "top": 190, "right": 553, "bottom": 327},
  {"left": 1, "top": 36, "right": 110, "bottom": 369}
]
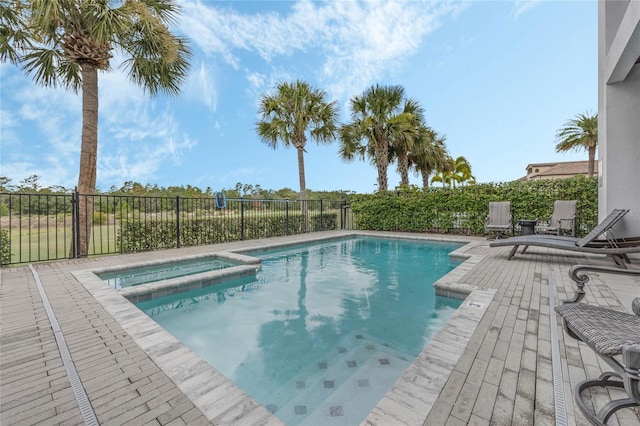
[
  {"left": 375, "top": 137, "right": 389, "bottom": 191},
  {"left": 297, "top": 146, "right": 309, "bottom": 231},
  {"left": 73, "top": 64, "right": 99, "bottom": 258},
  {"left": 588, "top": 146, "right": 596, "bottom": 177},
  {"left": 398, "top": 153, "right": 409, "bottom": 186},
  {"left": 297, "top": 146, "right": 307, "bottom": 201},
  {"left": 421, "top": 170, "right": 429, "bottom": 189}
]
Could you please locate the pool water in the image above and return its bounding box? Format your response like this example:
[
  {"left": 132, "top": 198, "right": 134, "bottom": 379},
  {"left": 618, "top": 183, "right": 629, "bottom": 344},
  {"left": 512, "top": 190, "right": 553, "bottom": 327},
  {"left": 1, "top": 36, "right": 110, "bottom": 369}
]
[
  {"left": 98, "top": 256, "right": 237, "bottom": 289},
  {"left": 136, "top": 237, "right": 463, "bottom": 425}
]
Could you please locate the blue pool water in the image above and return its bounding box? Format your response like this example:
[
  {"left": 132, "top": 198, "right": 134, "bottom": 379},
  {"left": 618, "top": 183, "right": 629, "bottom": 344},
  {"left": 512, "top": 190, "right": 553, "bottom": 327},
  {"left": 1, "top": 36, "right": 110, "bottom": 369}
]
[
  {"left": 136, "top": 237, "right": 463, "bottom": 425},
  {"left": 98, "top": 256, "right": 237, "bottom": 289}
]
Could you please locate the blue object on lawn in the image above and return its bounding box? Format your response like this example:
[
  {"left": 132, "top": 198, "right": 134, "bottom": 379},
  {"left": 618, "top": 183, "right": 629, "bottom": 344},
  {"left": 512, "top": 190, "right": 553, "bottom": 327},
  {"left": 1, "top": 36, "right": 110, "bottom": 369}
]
[{"left": 215, "top": 192, "right": 226, "bottom": 209}]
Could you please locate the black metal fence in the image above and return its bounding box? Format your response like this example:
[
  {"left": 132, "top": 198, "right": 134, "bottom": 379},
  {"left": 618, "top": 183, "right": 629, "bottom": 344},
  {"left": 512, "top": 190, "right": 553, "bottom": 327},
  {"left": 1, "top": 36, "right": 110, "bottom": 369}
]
[{"left": 0, "top": 192, "right": 354, "bottom": 266}]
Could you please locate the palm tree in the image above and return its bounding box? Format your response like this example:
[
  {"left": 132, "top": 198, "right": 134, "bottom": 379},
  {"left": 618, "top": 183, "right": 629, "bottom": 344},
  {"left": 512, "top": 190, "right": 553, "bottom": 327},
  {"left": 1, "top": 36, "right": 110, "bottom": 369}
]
[
  {"left": 256, "top": 80, "right": 338, "bottom": 202},
  {"left": 408, "top": 129, "right": 449, "bottom": 189},
  {"left": 555, "top": 111, "right": 598, "bottom": 177},
  {"left": 339, "top": 84, "right": 418, "bottom": 191},
  {"left": 431, "top": 156, "right": 474, "bottom": 188},
  {"left": 389, "top": 98, "right": 424, "bottom": 186},
  {"left": 431, "top": 155, "right": 455, "bottom": 187},
  {"left": 451, "top": 156, "right": 476, "bottom": 186},
  {"left": 1, "top": 0, "right": 191, "bottom": 257}
]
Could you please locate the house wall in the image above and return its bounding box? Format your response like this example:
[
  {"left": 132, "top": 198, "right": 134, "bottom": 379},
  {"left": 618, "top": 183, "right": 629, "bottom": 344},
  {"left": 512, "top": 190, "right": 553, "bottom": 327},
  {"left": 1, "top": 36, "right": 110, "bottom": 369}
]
[{"left": 598, "top": 0, "right": 640, "bottom": 237}]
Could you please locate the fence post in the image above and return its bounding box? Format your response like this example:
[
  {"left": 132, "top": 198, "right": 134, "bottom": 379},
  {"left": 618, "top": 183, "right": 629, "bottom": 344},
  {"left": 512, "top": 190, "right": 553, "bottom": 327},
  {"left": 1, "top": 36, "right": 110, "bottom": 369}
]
[
  {"left": 319, "top": 200, "right": 323, "bottom": 231},
  {"left": 241, "top": 197, "right": 245, "bottom": 240},
  {"left": 71, "top": 190, "right": 80, "bottom": 259},
  {"left": 176, "top": 196, "right": 181, "bottom": 248},
  {"left": 285, "top": 200, "right": 289, "bottom": 235}
]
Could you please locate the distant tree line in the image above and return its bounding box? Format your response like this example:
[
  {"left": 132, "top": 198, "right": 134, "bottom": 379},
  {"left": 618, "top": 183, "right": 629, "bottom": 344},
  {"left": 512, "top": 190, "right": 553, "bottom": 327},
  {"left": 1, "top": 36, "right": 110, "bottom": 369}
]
[{"left": 0, "top": 175, "right": 355, "bottom": 202}]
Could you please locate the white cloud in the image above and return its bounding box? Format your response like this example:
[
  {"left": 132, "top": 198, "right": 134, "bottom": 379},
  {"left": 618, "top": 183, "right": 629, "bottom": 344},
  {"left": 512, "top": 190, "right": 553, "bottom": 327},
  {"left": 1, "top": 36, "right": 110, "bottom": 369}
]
[
  {"left": 0, "top": 109, "right": 20, "bottom": 147},
  {"left": 512, "top": 1, "right": 542, "bottom": 20},
  {"left": 246, "top": 71, "right": 266, "bottom": 93},
  {"left": 180, "top": 0, "right": 466, "bottom": 101},
  {"left": 5, "top": 82, "right": 83, "bottom": 187},
  {"left": 245, "top": 67, "right": 295, "bottom": 108},
  {"left": 1, "top": 58, "right": 198, "bottom": 189},
  {"left": 183, "top": 62, "right": 218, "bottom": 112},
  {"left": 98, "top": 98, "right": 198, "bottom": 185}
]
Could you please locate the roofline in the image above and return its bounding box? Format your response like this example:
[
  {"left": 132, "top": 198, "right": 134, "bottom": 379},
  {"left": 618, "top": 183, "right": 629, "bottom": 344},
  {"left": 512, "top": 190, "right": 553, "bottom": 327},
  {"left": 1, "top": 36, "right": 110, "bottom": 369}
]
[{"left": 525, "top": 160, "right": 597, "bottom": 169}]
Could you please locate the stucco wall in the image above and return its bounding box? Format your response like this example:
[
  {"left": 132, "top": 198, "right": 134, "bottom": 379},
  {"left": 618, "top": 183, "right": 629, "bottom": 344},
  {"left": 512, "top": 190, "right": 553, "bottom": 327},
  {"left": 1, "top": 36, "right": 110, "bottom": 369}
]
[
  {"left": 599, "top": 65, "right": 640, "bottom": 236},
  {"left": 598, "top": 1, "right": 640, "bottom": 237}
]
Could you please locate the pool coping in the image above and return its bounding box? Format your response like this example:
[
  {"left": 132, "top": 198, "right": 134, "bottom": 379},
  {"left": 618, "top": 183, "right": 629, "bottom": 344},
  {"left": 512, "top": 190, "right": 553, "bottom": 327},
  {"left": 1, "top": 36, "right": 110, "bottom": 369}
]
[{"left": 72, "top": 231, "right": 495, "bottom": 425}]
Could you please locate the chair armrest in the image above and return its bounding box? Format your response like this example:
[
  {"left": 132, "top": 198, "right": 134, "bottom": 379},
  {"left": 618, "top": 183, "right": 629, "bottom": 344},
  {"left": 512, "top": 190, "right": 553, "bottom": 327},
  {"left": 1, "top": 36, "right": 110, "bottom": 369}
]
[
  {"left": 624, "top": 344, "right": 640, "bottom": 369},
  {"left": 623, "top": 344, "right": 640, "bottom": 401},
  {"left": 565, "top": 264, "right": 640, "bottom": 304},
  {"left": 557, "top": 218, "right": 576, "bottom": 236}
]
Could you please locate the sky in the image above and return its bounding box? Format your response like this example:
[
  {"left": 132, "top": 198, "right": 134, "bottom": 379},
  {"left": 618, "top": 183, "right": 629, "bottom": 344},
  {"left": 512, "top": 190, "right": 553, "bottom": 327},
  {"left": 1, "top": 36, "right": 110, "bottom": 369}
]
[{"left": 0, "top": 0, "right": 598, "bottom": 194}]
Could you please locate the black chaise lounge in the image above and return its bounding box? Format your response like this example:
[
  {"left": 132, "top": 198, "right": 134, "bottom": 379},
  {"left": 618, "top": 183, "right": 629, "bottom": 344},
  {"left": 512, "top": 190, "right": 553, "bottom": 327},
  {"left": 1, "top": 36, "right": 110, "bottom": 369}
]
[
  {"left": 555, "top": 264, "right": 640, "bottom": 425},
  {"left": 490, "top": 209, "right": 639, "bottom": 266}
]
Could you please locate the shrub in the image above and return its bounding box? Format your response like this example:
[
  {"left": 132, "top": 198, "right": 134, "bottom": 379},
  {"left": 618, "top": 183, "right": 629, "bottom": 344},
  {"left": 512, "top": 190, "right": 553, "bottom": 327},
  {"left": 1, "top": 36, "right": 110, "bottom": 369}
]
[
  {"left": 0, "top": 229, "right": 10, "bottom": 265},
  {"left": 117, "top": 213, "right": 339, "bottom": 253},
  {"left": 350, "top": 177, "right": 598, "bottom": 237},
  {"left": 93, "top": 211, "right": 108, "bottom": 225}
]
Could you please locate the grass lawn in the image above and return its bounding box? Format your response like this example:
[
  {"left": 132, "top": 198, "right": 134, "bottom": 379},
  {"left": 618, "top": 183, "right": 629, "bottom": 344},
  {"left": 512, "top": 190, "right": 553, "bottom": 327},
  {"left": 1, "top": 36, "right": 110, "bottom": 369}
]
[
  {"left": 5, "top": 208, "right": 348, "bottom": 265},
  {"left": 9, "top": 224, "right": 118, "bottom": 264}
]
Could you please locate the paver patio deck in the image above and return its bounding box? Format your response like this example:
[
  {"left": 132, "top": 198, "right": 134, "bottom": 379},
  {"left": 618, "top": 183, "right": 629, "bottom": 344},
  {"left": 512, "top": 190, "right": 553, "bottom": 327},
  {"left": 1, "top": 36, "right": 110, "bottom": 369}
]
[{"left": 1, "top": 231, "right": 639, "bottom": 425}]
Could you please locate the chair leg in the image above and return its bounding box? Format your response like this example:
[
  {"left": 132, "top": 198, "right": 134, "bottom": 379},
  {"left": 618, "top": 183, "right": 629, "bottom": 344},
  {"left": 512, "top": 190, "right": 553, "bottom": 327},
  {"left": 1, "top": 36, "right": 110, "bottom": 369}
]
[
  {"left": 487, "top": 231, "right": 508, "bottom": 240},
  {"left": 575, "top": 372, "right": 640, "bottom": 425}
]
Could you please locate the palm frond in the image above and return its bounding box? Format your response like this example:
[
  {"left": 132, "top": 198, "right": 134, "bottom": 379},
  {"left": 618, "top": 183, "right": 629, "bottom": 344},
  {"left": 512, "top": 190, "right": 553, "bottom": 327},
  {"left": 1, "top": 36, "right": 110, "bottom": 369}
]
[
  {"left": 22, "top": 47, "right": 63, "bottom": 88},
  {"left": 122, "top": 32, "right": 191, "bottom": 96},
  {"left": 0, "top": 0, "right": 31, "bottom": 64},
  {"left": 555, "top": 111, "right": 598, "bottom": 153},
  {"left": 56, "top": 59, "right": 82, "bottom": 91}
]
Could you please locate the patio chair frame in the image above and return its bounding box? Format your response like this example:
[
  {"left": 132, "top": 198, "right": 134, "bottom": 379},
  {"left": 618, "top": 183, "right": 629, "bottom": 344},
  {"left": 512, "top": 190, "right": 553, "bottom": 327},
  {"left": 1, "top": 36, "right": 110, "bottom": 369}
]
[
  {"left": 555, "top": 264, "right": 640, "bottom": 425},
  {"left": 535, "top": 200, "right": 577, "bottom": 236},
  {"left": 485, "top": 201, "right": 513, "bottom": 239}
]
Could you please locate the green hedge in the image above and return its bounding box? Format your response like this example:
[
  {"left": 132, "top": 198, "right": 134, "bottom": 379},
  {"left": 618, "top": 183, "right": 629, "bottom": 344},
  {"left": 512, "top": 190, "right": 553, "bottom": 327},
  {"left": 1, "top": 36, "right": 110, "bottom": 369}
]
[
  {"left": 350, "top": 177, "right": 598, "bottom": 237},
  {"left": 117, "top": 213, "right": 338, "bottom": 253},
  {"left": 0, "top": 229, "right": 10, "bottom": 265}
]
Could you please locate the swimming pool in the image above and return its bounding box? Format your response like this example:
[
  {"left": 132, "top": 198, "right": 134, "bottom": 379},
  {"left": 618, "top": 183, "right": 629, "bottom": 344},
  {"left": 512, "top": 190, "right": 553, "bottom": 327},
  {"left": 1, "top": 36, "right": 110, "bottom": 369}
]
[{"left": 135, "top": 237, "right": 463, "bottom": 425}]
